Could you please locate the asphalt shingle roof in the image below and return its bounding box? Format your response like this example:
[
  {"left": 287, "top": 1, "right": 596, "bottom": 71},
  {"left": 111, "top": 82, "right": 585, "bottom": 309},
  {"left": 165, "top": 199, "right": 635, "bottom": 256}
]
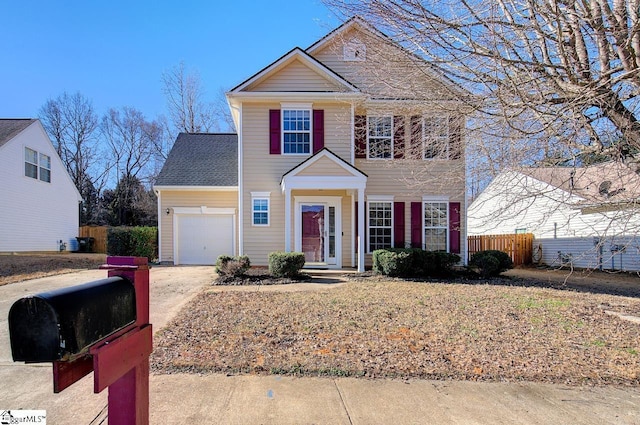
[
  {"left": 0, "top": 119, "right": 36, "bottom": 148},
  {"left": 155, "top": 133, "right": 238, "bottom": 187}
]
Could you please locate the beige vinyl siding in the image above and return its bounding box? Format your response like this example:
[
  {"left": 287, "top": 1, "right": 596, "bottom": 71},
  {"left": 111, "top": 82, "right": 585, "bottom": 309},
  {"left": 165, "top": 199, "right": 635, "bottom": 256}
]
[
  {"left": 241, "top": 101, "right": 352, "bottom": 265},
  {"left": 296, "top": 156, "right": 353, "bottom": 176},
  {"left": 159, "top": 190, "right": 238, "bottom": 263},
  {"left": 311, "top": 27, "right": 452, "bottom": 100},
  {"left": 248, "top": 59, "right": 346, "bottom": 92}
]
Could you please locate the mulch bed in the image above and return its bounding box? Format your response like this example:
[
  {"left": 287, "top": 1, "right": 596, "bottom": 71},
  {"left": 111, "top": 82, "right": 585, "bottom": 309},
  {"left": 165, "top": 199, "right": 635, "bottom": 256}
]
[{"left": 152, "top": 272, "right": 640, "bottom": 386}]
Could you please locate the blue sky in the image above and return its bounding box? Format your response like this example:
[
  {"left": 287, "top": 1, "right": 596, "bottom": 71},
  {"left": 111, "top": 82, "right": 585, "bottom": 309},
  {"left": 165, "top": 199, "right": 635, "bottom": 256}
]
[{"left": 1, "top": 1, "right": 341, "bottom": 122}]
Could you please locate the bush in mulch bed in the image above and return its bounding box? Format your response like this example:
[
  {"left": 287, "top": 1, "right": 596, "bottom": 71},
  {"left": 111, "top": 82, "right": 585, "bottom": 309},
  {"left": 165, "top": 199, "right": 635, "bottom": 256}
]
[{"left": 213, "top": 267, "right": 312, "bottom": 286}]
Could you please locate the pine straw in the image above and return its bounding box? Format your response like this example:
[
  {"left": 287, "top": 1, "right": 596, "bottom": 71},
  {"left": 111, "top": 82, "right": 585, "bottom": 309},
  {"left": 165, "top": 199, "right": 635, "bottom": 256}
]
[{"left": 151, "top": 279, "right": 640, "bottom": 385}]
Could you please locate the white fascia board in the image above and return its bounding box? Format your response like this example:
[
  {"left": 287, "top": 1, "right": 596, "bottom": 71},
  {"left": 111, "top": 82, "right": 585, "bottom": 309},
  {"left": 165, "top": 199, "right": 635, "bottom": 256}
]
[
  {"left": 227, "top": 92, "right": 363, "bottom": 101},
  {"left": 153, "top": 185, "right": 238, "bottom": 192}
]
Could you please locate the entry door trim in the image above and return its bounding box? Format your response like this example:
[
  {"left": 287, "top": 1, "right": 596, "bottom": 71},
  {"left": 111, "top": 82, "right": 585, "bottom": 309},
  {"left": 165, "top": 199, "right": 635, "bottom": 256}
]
[{"left": 294, "top": 196, "right": 342, "bottom": 268}]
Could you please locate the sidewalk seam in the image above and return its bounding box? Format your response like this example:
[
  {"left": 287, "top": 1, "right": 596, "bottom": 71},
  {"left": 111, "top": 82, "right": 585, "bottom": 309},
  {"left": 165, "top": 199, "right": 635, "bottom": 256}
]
[{"left": 333, "top": 379, "right": 353, "bottom": 425}]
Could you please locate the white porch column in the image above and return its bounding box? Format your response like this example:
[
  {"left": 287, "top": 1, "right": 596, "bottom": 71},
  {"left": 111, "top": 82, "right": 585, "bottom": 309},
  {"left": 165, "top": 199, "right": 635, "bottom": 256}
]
[
  {"left": 357, "top": 188, "right": 365, "bottom": 272},
  {"left": 284, "top": 188, "right": 292, "bottom": 252}
]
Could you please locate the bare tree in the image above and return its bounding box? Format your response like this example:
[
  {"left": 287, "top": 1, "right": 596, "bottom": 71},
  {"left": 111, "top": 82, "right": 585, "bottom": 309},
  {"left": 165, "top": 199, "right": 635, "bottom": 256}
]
[
  {"left": 161, "top": 62, "right": 223, "bottom": 137},
  {"left": 324, "top": 0, "right": 640, "bottom": 172},
  {"left": 39, "top": 92, "right": 109, "bottom": 224},
  {"left": 101, "top": 107, "right": 162, "bottom": 225}
]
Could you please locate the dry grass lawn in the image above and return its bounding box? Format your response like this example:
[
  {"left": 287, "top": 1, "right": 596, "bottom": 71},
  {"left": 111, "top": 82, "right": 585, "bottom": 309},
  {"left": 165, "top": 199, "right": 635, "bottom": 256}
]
[{"left": 152, "top": 278, "right": 640, "bottom": 385}]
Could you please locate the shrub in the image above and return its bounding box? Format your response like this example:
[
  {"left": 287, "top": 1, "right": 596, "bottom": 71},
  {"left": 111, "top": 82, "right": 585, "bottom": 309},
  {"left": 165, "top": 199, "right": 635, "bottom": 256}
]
[
  {"left": 373, "top": 248, "right": 460, "bottom": 277},
  {"left": 215, "top": 255, "right": 251, "bottom": 277},
  {"left": 372, "top": 249, "right": 413, "bottom": 277},
  {"left": 268, "top": 252, "right": 305, "bottom": 278},
  {"left": 107, "top": 226, "right": 158, "bottom": 261},
  {"left": 419, "top": 251, "right": 461, "bottom": 276},
  {"left": 469, "top": 250, "right": 514, "bottom": 277}
]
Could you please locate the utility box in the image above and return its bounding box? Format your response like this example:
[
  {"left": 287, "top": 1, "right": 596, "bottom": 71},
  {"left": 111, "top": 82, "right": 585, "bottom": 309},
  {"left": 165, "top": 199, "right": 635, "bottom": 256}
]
[{"left": 8, "top": 276, "right": 136, "bottom": 363}]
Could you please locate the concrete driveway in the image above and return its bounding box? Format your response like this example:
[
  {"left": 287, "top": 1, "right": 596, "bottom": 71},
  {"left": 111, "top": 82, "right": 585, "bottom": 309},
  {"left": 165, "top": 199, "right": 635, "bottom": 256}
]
[{"left": 0, "top": 265, "right": 214, "bottom": 424}]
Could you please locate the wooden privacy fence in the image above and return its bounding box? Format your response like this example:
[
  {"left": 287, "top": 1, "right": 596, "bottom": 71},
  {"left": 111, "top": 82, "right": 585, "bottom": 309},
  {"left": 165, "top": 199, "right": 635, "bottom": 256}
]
[
  {"left": 468, "top": 233, "right": 534, "bottom": 266},
  {"left": 78, "top": 226, "right": 108, "bottom": 253}
]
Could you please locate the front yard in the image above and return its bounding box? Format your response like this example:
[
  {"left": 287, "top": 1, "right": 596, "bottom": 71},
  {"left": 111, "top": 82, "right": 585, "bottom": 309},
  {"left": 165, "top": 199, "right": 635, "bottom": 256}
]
[{"left": 151, "top": 277, "right": 640, "bottom": 385}]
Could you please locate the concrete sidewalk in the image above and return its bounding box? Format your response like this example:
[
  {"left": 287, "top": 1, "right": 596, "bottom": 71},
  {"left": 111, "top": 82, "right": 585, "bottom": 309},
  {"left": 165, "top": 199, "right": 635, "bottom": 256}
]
[{"left": 149, "top": 373, "right": 640, "bottom": 425}]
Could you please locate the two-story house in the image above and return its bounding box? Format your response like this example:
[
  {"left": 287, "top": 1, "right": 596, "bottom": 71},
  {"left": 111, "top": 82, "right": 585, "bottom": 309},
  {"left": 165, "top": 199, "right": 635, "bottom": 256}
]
[{"left": 154, "top": 17, "right": 468, "bottom": 270}]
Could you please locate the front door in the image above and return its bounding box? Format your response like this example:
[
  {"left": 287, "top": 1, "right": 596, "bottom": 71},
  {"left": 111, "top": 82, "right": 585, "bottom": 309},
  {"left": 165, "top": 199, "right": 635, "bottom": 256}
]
[{"left": 296, "top": 198, "right": 341, "bottom": 267}]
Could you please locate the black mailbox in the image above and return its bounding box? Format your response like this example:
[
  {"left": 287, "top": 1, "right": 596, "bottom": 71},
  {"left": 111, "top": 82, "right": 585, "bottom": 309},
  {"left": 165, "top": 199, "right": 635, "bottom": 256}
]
[{"left": 8, "top": 276, "right": 136, "bottom": 363}]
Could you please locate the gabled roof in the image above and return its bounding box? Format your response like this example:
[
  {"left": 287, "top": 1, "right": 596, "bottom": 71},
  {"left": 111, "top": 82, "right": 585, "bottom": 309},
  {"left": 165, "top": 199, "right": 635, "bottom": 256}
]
[
  {"left": 155, "top": 133, "right": 238, "bottom": 188},
  {"left": 520, "top": 162, "right": 640, "bottom": 204},
  {"left": 0, "top": 119, "right": 36, "bottom": 148},
  {"left": 281, "top": 147, "right": 367, "bottom": 182},
  {"left": 229, "top": 47, "right": 359, "bottom": 93}
]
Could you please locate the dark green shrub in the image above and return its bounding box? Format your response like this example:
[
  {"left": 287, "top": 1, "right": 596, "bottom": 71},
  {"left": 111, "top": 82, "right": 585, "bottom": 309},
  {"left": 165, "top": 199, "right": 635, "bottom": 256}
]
[
  {"left": 469, "top": 250, "right": 514, "bottom": 277},
  {"left": 268, "top": 252, "right": 305, "bottom": 277},
  {"left": 372, "top": 249, "right": 413, "bottom": 277},
  {"left": 419, "top": 251, "right": 461, "bottom": 276},
  {"left": 373, "top": 248, "right": 460, "bottom": 277},
  {"left": 107, "top": 226, "right": 158, "bottom": 261},
  {"left": 215, "top": 255, "right": 251, "bottom": 277}
]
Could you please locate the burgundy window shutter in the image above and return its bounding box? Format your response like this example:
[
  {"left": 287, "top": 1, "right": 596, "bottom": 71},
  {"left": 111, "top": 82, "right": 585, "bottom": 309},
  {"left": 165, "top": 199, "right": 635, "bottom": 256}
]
[
  {"left": 410, "top": 115, "right": 422, "bottom": 160},
  {"left": 449, "top": 116, "right": 462, "bottom": 160},
  {"left": 410, "top": 201, "right": 422, "bottom": 249},
  {"left": 269, "top": 109, "right": 281, "bottom": 155},
  {"left": 393, "top": 202, "right": 405, "bottom": 248},
  {"left": 393, "top": 116, "right": 404, "bottom": 159},
  {"left": 354, "top": 115, "right": 366, "bottom": 158},
  {"left": 313, "top": 109, "right": 324, "bottom": 154},
  {"left": 449, "top": 202, "right": 461, "bottom": 254}
]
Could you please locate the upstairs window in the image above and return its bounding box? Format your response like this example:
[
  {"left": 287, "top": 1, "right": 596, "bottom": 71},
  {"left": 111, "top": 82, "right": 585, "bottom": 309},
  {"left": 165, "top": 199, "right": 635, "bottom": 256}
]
[
  {"left": 282, "top": 109, "right": 311, "bottom": 154},
  {"left": 423, "top": 117, "right": 449, "bottom": 159},
  {"left": 367, "top": 116, "right": 393, "bottom": 159},
  {"left": 25, "top": 147, "right": 51, "bottom": 183}
]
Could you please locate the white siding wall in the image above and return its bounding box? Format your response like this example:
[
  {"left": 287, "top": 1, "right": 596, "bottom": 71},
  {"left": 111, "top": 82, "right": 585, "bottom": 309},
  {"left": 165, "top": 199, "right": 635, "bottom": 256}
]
[
  {"left": 0, "top": 122, "right": 80, "bottom": 252},
  {"left": 537, "top": 236, "right": 640, "bottom": 272},
  {"left": 469, "top": 171, "right": 640, "bottom": 240}
]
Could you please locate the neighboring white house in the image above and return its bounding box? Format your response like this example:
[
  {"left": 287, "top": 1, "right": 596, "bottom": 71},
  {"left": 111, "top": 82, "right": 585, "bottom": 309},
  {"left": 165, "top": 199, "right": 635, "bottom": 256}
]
[
  {"left": 468, "top": 162, "right": 640, "bottom": 270},
  {"left": 0, "top": 119, "right": 82, "bottom": 252}
]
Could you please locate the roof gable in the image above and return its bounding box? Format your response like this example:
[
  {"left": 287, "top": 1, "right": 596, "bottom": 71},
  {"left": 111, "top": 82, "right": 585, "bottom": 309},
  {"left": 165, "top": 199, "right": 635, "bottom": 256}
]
[
  {"left": 307, "top": 17, "right": 469, "bottom": 101},
  {"left": 155, "top": 133, "right": 238, "bottom": 187},
  {"left": 282, "top": 148, "right": 367, "bottom": 180},
  {"left": 0, "top": 119, "right": 36, "bottom": 148},
  {"left": 229, "top": 47, "right": 359, "bottom": 94}
]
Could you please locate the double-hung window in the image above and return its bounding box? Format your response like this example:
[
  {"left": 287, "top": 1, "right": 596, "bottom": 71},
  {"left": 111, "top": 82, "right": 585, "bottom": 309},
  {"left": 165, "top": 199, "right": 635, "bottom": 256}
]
[
  {"left": 251, "top": 192, "right": 270, "bottom": 226},
  {"left": 368, "top": 201, "right": 393, "bottom": 252},
  {"left": 282, "top": 109, "right": 311, "bottom": 154},
  {"left": 25, "top": 147, "right": 51, "bottom": 182},
  {"left": 423, "top": 117, "right": 449, "bottom": 159},
  {"left": 424, "top": 202, "right": 448, "bottom": 251},
  {"left": 367, "top": 116, "right": 392, "bottom": 159}
]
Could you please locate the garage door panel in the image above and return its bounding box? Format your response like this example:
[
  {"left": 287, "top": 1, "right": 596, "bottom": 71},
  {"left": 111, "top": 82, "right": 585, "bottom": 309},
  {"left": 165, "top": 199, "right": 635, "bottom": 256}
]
[{"left": 177, "top": 215, "right": 233, "bottom": 265}]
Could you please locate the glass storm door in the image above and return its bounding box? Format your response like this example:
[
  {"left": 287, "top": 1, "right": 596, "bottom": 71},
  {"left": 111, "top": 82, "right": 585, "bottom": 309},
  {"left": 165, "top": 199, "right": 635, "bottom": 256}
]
[{"left": 301, "top": 204, "right": 336, "bottom": 265}]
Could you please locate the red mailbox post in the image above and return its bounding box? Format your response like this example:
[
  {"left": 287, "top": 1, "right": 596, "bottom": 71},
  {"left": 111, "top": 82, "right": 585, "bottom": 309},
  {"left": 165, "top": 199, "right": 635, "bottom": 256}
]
[{"left": 51, "top": 256, "right": 152, "bottom": 425}]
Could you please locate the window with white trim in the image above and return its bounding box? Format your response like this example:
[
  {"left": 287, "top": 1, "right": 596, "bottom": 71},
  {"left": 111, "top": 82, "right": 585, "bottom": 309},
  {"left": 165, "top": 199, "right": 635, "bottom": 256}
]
[
  {"left": 424, "top": 202, "right": 448, "bottom": 251},
  {"left": 25, "top": 147, "right": 51, "bottom": 182},
  {"left": 423, "top": 117, "right": 449, "bottom": 159},
  {"left": 251, "top": 192, "right": 270, "bottom": 226},
  {"left": 368, "top": 201, "right": 393, "bottom": 252},
  {"left": 282, "top": 109, "right": 311, "bottom": 154},
  {"left": 367, "top": 116, "right": 392, "bottom": 159}
]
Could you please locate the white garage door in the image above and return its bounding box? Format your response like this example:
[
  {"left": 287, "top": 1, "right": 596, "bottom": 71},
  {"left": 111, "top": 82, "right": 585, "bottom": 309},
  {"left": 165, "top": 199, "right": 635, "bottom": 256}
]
[{"left": 176, "top": 214, "right": 234, "bottom": 265}]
